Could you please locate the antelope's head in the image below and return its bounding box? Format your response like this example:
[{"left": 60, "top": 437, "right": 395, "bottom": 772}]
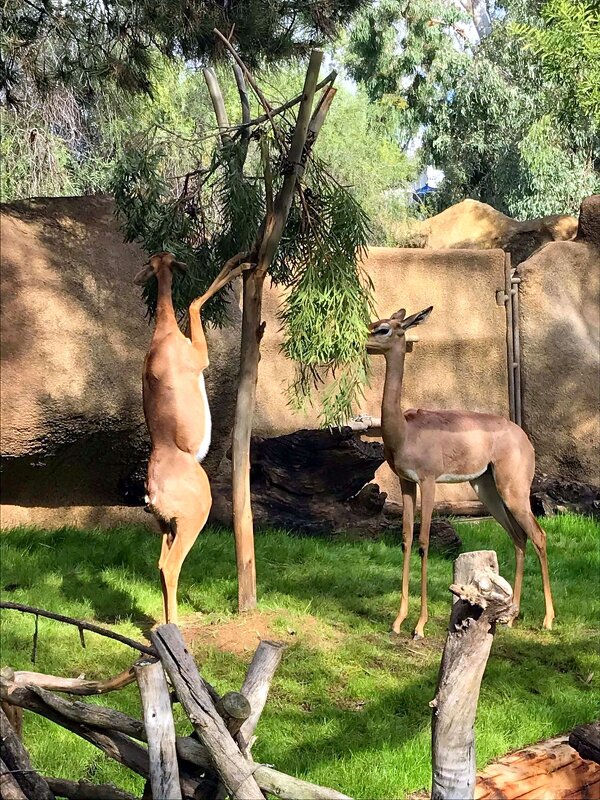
[
  {"left": 366, "top": 306, "right": 433, "bottom": 356},
  {"left": 133, "top": 251, "right": 188, "bottom": 285}
]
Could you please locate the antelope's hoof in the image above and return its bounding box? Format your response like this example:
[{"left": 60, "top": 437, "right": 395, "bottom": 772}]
[
  {"left": 543, "top": 617, "right": 554, "bottom": 631},
  {"left": 412, "top": 631, "right": 424, "bottom": 641}
]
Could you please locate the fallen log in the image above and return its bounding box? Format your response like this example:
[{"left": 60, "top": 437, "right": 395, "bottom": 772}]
[
  {"left": 135, "top": 659, "right": 181, "bottom": 800},
  {"left": 431, "top": 551, "right": 516, "bottom": 800},
  {"left": 8, "top": 667, "right": 137, "bottom": 696},
  {"left": 1, "top": 681, "right": 201, "bottom": 798},
  {"left": 2, "top": 676, "right": 351, "bottom": 800},
  {"left": 175, "top": 736, "right": 352, "bottom": 800},
  {"left": 151, "top": 624, "right": 263, "bottom": 800},
  {"left": 0, "top": 706, "right": 55, "bottom": 800},
  {"left": 43, "top": 777, "right": 137, "bottom": 800},
  {"left": 475, "top": 735, "right": 600, "bottom": 799}
]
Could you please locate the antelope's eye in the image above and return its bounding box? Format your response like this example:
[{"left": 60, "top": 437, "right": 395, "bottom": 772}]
[{"left": 372, "top": 325, "right": 392, "bottom": 337}]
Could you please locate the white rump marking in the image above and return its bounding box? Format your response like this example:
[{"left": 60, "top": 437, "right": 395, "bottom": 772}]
[
  {"left": 436, "top": 467, "right": 487, "bottom": 484},
  {"left": 195, "top": 373, "right": 212, "bottom": 462}
]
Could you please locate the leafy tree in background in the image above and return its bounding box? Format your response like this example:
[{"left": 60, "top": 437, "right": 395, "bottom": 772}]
[
  {"left": 512, "top": 0, "right": 600, "bottom": 124},
  {"left": 345, "top": 0, "right": 599, "bottom": 217}
]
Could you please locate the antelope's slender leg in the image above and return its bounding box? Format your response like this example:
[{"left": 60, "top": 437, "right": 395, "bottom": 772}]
[
  {"left": 493, "top": 462, "right": 555, "bottom": 630},
  {"left": 158, "top": 467, "right": 212, "bottom": 625},
  {"left": 508, "top": 539, "right": 526, "bottom": 627},
  {"left": 505, "top": 504, "right": 554, "bottom": 629},
  {"left": 414, "top": 477, "right": 435, "bottom": 640},
  {"left": 392, "top": 479, "right": 417, "bottom": 634}
]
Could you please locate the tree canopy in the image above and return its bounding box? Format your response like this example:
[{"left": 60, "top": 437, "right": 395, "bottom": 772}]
[
  {"left": 345, "top": 0, "right": 599, "bottom": 217},
  {"left": 1, "top": 0, "right": 366, "bottom": 104},
  {"left": 512, "top": 0, "right": 600, "bottom": 125}
]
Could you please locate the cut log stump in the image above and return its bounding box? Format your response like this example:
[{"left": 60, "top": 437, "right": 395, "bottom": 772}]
[{"left": 475, "top": 735, "right": 600, "bottom": 799}]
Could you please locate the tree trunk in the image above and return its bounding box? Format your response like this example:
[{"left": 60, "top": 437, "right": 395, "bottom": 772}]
[
  {"left": 231, "top": 269, "right": 266, "bottom": 612},
  {"left": 231, "top": 49, "right": 324, "bottom": 613},
  {"left": 431, "top": 551, "right": 516, "bottom": 800}
]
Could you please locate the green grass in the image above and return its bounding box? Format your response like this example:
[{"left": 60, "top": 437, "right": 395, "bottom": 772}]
[{"left": 1, "top": 516, "right": 599, "bottom": 798}]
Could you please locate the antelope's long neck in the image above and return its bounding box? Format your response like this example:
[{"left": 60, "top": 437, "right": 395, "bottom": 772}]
[
  {"left": 156, "top": 268, "right": 177, "bottom": 327},
  {"left": 381, "top": 349, "right": 408, "bottom": 450}
]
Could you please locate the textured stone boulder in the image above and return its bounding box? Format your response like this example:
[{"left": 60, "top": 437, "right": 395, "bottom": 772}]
[
  {"left": 518, "top": 195, "right": 600, "bottom": 483},
  {"left": 419, "top": 198, "right": 578, "bottom": 265}
]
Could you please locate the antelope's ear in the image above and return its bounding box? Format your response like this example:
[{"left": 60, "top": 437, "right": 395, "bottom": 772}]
[
  {"left": 401, "top": 306, "right": 433, "bottom": 329},
  {"left": 133, "top": 264, "right": 155, "bottom": 285},
  {"left": 172, "top": 260, "right": 188, "bottom": 273},
  {"left": 390, "top": 308, "right": 406, "bottom": 321}
]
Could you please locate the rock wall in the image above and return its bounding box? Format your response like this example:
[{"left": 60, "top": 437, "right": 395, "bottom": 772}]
[
  {"left": 518, "top": 195, "right": 600, "bottom": 483},
  {"left": 3, "top": 194, "right": 596, "bottom": 529}
]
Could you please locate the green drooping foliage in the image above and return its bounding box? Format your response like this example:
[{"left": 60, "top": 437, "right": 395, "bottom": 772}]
[
  {"left": 1, "top": 0, "right": 366, "bottom": 105},
  {"left": 512, "top": 0, "right": 600, "bottom": 124},
  {"left": 112, "top": 76, "right": 374, "bottom": 426},
  {"left": 345, "top": 0, "right": 600, "bottom": 217},
  {"left": 1, "top": 58, "right": 416, "bottom": 243}
]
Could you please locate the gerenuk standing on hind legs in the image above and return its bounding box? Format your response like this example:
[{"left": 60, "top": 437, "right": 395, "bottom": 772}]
[
  {"left": 135, "top": 250, "right": 250, "bottom": 624},
  {"left": 366, "top": 306, "right": 555, "bottom": 639}
]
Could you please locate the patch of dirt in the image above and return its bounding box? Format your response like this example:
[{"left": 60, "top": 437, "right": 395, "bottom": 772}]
[{"left": 180, "top": 610, "right": 342, "bottom": 657}]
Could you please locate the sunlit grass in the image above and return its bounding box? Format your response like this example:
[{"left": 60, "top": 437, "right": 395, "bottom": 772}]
[{"left": 1, "top": 515, "right": 598, "bottom": 798}]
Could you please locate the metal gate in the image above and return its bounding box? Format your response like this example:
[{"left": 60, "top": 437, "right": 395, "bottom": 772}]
[{"left": 497, "top": 253, "right": 522, "bottom": 426}]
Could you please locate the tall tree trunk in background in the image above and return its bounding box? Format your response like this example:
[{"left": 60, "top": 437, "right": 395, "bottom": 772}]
[{"left": 231, "top": 50, "right": 324, "bottom": 611}]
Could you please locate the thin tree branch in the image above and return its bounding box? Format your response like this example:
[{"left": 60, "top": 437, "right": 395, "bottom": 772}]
[
  {"left": 232, "top": 61, "right": 251, "bottom": 158},
  {"left": 213, "top": 27, "right": 284, "bottom": 148},
  {"left": 203, "top": 67, "right": 230, "bottom": 145},
  {"left": 0, "top": 602, "right": 156, "bottom": 657},
  {"left": 256, "top": 50, "right": 324, "bottom": 275},
  {"left": 261, "top": 136, "right": 274, "bottom": 218},
  {"left": 234, "top": 71, "right": 337, "bottom": 130}
]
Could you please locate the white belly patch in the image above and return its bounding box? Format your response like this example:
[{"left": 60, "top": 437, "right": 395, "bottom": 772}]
[
  {"left": 436, "top": 467, "right": 487, "bottom": 484},
  {"left": 195, "top": 373, "right": 212, "bottom": 462}
]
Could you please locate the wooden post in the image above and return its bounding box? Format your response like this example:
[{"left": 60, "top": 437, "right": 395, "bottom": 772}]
[
  {"left": 135, "top": 659, "right": 182, "bottom": 800},
  {"left": 431, "top": 550, "right": 516, "bottom": 800},
  {"left": 216, "top": 691, "right": 251, "bottom": 738},
  {"left": 0, "top": 706, "right": 55, "bottom": 800},
  {"left": 240, "top": 640, "right": 286, "bottom": 748},
  {"left": 151, "top": 625, "right": 263, "bottom": 800}
]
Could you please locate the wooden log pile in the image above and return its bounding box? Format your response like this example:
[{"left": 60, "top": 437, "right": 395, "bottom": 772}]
[{"left": 0, "top": 626, "right": 351, "bottom": 800}]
